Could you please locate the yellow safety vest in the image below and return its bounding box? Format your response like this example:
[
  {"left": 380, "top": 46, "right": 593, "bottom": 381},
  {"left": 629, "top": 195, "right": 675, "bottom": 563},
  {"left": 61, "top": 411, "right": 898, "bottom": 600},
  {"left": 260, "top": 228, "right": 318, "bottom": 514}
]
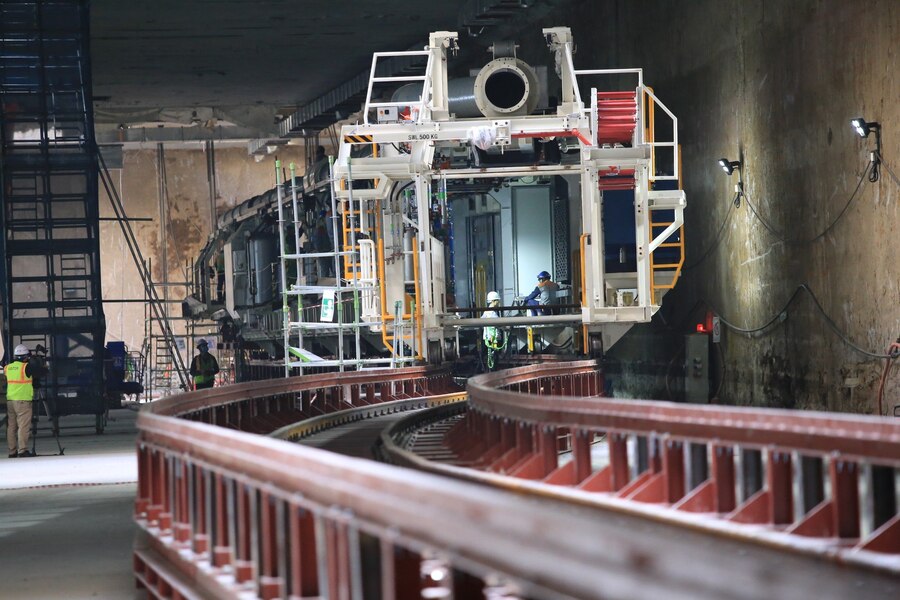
[
  {"left": 5, "top": 361, "right": 33, "bottom": 401},
  {"left": 193, "top": 353, "right": 216, "bottom": 385}
]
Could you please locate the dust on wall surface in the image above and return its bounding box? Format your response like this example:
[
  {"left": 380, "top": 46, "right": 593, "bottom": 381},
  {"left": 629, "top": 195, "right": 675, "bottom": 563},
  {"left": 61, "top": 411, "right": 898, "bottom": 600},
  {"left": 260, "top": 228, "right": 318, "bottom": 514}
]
[
  {"left": 98, "top": 145, "right": 307, "bottom": 352},
  {"left": 527, "top": 0, "right": 899, "bottom": 411}
]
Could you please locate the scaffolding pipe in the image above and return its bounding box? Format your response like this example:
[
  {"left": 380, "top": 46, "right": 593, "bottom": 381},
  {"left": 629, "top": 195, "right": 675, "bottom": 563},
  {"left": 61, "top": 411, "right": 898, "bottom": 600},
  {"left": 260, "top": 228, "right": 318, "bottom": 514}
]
[
  {"left": 275, "top": 160, "right": 290, "bottom": 378},
  {"left": 347, "top": 157, "right": 362, "bottom": 367},
  {"left": 289, "top": 163, "right": 304, "bottom": 375},
  {"left": 97, "top": 150, "right": 189, "bottom": 389},
  {"left": 289, "top": 163, "right": 302, "bottom": 288},
  {"left": 328, "top": 157, "right": 344, "bottom": 371},
  {"left": 205, "top": 140, "right": 217, "bottom": 233}
]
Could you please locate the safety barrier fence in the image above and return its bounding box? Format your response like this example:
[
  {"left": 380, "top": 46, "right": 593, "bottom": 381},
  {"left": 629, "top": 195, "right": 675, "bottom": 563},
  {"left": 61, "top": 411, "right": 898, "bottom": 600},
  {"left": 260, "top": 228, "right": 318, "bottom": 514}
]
[
  {"left": 133, "top": 360, "right": 899, "bottom": 599},
  {"left": 398, "top": 361, "right": 900, "bottom": 578},
  {"left": 134, "top": 366, "right": 461, "bottom": 599}
]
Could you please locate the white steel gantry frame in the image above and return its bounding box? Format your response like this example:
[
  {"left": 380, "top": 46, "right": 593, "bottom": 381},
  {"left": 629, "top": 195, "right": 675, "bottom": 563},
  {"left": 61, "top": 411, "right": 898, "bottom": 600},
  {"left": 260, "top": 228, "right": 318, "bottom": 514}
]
[{"left": 323, "top": 26, "right": 686, "bottom": 361}]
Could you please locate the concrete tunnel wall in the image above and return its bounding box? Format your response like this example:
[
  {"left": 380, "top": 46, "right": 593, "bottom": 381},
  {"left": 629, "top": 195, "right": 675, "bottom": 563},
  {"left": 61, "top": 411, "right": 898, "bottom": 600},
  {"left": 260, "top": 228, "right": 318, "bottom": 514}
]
[
  {"left": 522, "top": 0, "right": 898, "bottom": 411},
  {"left": 96, "top": 0, "right": 898, "bottom": 413},
  {"left": 98, "top": 145, "right": 307, "bottom": 352}
]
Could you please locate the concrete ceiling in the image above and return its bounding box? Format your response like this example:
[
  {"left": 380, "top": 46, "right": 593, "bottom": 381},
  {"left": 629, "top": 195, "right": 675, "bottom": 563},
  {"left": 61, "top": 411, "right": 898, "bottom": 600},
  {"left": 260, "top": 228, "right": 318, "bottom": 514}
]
[{"left": 89, "top": 0, "right": 527, "bottom": 134}]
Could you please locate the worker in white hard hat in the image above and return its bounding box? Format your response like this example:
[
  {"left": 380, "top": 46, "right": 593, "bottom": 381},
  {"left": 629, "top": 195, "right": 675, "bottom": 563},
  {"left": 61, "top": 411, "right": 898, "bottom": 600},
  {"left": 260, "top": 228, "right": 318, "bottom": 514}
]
[
  {"left": 189, "top": 339, "right": 220, "bottom": 390},
  {"left": 481, "top": 291, "right": 506, "bottom": 370},
  {"left": 481, "top": 291, "right": 502, "bottom": 322},
  {"left": 5, "top": 344, "right": 35, "bottom": 458}
]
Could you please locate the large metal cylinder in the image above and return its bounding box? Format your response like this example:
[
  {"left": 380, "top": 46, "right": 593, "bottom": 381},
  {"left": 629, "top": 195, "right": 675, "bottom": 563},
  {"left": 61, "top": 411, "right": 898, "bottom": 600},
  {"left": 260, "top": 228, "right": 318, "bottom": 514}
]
[
  {"left": 248, "top": 234, "right": 277, "bottom": 305},
  {"left": 403, "top": 229, "right": 415, "bottom": 283},
  {"left": 393, "top": 57, "right": 540, "bottom": 119}
]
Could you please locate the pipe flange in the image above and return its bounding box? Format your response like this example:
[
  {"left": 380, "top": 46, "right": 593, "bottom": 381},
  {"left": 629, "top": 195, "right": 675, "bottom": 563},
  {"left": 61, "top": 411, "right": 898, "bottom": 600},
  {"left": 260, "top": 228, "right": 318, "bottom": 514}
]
[{"left": 473, "top": 57, "right": 539, "bottom": 118}]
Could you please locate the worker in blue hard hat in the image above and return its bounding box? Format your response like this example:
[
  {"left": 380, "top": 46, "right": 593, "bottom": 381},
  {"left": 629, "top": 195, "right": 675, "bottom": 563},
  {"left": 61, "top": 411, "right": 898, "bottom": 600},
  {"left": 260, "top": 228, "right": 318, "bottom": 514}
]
[
  {"left": 5, "top": 344, "right": 35, "bottom": 457},
  {"left": 523, "top": 270, "right": 559, "bottom": 316}
]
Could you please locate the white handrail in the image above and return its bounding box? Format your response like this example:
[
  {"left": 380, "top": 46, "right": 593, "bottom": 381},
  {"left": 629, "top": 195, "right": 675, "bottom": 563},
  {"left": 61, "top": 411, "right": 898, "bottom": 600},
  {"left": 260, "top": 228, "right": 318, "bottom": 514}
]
[
  {"left": 563, "top": 43, "right": 583, "bottom": 108},
  {"left": 373, "top": 50, "right": 431, "bottom": 58},
  {"left": 363, "top": 50, "right": 433, "bottom": 125},
  {"left": 363, "top": 53, "right": 380, "bottom": 125},
  {"left": 573, "top": 67, "right": 644, "bottom": 89},
  {"left": 358, "top": 239, "right": 379, "bottom": 321},
  {"left": 642, "top": 85, "right": 679, "bottom": 181},
  {"left": 372, "top": 76, "right": 428, "bottom": 83},
  {"left": 416, "top": 50, "right": 435, "bottom": 124},
  {"left": 367, "top": 101, "right": 426, "bottom": 108}
]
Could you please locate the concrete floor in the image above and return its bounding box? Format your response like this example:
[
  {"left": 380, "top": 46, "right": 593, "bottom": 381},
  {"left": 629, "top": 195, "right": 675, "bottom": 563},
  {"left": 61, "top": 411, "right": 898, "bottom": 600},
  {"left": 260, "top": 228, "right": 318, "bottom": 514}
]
[{"left": 0, "top": 408, "right": 140, "bottom": 599}]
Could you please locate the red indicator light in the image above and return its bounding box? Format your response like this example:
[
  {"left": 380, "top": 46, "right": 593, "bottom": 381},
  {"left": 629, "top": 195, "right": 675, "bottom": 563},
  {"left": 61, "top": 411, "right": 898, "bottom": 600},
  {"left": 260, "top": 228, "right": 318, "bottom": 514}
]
[{"left": 696, "top": 324, "right": 706, "bottom": 333}]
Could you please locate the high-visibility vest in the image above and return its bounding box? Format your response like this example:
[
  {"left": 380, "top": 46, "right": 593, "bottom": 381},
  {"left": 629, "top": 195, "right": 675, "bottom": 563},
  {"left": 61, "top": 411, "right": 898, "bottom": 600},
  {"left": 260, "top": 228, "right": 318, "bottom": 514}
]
[
  {"left": 5, "top": 361, "right": 33, "bottom": 401},
  {"left": 192, "top": 353, "right": 216, "bottom": 385}
]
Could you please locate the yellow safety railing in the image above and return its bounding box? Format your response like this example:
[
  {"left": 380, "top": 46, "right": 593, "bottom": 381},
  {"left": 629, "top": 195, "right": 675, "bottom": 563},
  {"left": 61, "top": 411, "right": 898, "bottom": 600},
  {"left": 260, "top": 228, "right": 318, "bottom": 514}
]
[
  {"left": 579, "top": 233, "right": 589, "bottom": 355},
  {"left": 341, "top": 143, "right": 379, "bottom": 282},
  {"left": 340, "top": 179, "right": 363, "bottom": 281},
  {"left": 374, "top": 198, "right": 420, "bottom": 358}
]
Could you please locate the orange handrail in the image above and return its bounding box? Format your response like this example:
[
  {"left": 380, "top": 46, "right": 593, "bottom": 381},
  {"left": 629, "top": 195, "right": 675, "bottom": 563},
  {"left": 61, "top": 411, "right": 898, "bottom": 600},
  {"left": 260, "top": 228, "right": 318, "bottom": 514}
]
[
  {"left": 644, "top": 86, "right": 656, "bottom": 176},
  {"left": 579, "top": 233, "right": 589, "bottom": 355},
  {"left": 649, "top": 144, "right": 685, "bottom": 296},
  {"left": 375, "top": 199, "right": 394, "bottom": 353}
]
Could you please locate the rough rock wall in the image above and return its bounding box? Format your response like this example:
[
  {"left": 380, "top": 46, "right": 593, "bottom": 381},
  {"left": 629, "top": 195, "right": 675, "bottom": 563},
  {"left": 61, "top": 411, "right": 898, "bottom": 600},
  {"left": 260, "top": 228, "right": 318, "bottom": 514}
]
[
  {"left": 98, "top": 146, "right": 307, "bottom": 350},
  {"left": 533, "top": 0, "right": 899, "bottom": 411}
]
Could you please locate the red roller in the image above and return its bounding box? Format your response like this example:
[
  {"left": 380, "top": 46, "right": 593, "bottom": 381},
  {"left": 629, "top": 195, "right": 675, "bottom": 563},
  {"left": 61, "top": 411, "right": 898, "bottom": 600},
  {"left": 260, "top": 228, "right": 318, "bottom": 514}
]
[
  {"left": 598, "top": 167, "right": 636, "bottom": 191},
  {"left": 596, "top": 90, "right": 637, "bottom": 145}
]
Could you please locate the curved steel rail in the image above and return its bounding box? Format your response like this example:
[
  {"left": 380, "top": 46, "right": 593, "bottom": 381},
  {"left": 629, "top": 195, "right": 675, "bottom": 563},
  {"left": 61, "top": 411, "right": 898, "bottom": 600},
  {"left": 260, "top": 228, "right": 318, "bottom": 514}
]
[
  {"left": 134, "top": 361, "right": 900, "bottom": 600},
  {"left": 383, "top": 361, "right": 900, "bottom": 581},
  {"left": 270, "top": 392, "right": 467, "bottom": 443}
]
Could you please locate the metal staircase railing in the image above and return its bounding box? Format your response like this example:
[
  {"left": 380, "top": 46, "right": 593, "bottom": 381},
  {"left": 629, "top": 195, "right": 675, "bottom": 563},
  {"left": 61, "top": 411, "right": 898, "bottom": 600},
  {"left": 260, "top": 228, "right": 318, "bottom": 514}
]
[
  {"left": 570, "top": 70, "right": 686, "bottom": 304},
  {"left": 649, "top": 145, "right": 685, "bottom": 301}
]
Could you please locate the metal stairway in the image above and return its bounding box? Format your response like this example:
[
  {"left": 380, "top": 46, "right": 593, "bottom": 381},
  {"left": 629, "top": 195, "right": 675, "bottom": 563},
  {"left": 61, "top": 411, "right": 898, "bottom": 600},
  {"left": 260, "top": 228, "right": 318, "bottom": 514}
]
[
  {"left": 593, "top": 88, "right": 685, "bottom": 305},
  {"left": 0, "top": 0, "right": 107, "bottom": 422}
]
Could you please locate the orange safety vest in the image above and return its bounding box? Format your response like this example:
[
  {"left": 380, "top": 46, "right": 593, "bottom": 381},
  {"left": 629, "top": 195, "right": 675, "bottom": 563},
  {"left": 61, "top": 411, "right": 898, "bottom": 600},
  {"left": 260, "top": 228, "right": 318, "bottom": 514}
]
[{"left": 5, "top": 361, "right": 33, "bottom": 401}]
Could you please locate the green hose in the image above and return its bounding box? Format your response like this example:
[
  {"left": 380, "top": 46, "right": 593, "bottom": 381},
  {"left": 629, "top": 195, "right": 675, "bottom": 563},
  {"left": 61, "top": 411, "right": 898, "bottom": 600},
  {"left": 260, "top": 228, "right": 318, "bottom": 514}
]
[{"left": 485, "top": 329, "right": 507, "bottom": 370}]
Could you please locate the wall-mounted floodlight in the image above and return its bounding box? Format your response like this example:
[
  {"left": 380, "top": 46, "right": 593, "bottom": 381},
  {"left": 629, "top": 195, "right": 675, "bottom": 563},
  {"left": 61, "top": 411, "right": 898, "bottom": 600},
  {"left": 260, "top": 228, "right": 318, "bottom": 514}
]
[
  {"left": 718, "top": 158, "right": 741, "bottom": 175},
  {"left": 717, "top": 158, "right": 744, "bottom": 207},
  {"left": 850, "top": 117, "right": 882, "bottom": 182},
  {"left": 850, "top": 117, "right": 880, "bottom": 138}
]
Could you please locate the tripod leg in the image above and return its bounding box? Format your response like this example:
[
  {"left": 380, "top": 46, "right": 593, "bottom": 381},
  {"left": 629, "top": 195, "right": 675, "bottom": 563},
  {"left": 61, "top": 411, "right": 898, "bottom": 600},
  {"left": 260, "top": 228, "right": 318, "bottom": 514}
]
[
  {"left": 29, "top": 398, "right": 42, "bottom": 456},
  {"left": 31, "top": 410, "right": 37, "bottom": 455},
  {"left": 41, "top": 398, "right": 64, "bottom": 455},
  {"left": 95, "top": 410, "right": 108, "bottom": 434}
]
